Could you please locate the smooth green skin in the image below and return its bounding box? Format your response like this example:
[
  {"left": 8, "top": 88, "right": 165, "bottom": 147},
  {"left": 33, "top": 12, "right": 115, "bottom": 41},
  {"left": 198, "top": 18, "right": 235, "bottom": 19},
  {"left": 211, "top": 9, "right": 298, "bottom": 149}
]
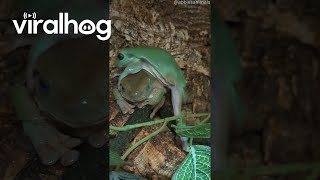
[
  {"left": 115, "top": 47, "right": 189, "bottom": 151},
  {"left": 113, "top": 70, "right": 166, "bottom": 118}
]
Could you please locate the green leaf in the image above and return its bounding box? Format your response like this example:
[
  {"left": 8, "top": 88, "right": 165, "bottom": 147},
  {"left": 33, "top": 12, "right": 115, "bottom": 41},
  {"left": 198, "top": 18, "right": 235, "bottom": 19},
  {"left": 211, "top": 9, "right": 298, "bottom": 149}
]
[
  {"left": 110, "top": 171, "right": 147, "bottom": 180},
  {"left": 110, "top": 150, "right": 126, "bottom": 166},
  {"left": 172, "top": 145, "right": 211, "bottom": 180},
  {"left": 175, "top": 124, "right": 211, "bottom": 138}
]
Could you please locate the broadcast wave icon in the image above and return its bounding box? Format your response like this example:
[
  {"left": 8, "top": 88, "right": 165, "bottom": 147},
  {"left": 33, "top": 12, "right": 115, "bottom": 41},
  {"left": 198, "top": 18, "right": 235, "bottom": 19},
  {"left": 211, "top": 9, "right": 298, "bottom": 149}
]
[{"left": 23, "top": 12, "right": 36, "bottom": 19}]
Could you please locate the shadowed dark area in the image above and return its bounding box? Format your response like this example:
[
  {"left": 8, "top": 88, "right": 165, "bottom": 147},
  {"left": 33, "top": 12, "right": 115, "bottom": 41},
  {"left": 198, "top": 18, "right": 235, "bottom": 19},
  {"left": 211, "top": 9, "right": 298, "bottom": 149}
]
[
  {"left": 0, "top": 0, "right": 109, "bottom": 179},
  {"left": 214, "top": 0, "right": 320, "bottom": 179}
]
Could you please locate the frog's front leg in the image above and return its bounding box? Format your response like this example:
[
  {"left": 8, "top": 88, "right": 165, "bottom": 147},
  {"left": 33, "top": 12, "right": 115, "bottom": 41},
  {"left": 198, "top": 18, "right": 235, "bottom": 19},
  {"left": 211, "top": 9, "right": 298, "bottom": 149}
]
[
  {"left": 113, "top": 88, "right": 135, "bottom": 114},
  {"left": 118, "top": 62, "right": 143, "bottom": 88},
  {"left": 150, "top": 97, "right": 165, "bottom": 119},
  {"left": 10, "top": 85, "right": 82, "bottom": 166},
  {"left": 138, "top": 86, "right": 166, "bottom": 119},
  {"left": 171, "top": 86, "right": 189, "bottom": 152}
]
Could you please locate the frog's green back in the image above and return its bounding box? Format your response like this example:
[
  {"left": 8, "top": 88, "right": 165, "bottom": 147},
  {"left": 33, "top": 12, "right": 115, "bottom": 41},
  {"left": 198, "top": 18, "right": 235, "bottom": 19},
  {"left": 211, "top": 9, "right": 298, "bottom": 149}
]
[{"left": 122, "top": 47, "right": 188, "bottom": 102}]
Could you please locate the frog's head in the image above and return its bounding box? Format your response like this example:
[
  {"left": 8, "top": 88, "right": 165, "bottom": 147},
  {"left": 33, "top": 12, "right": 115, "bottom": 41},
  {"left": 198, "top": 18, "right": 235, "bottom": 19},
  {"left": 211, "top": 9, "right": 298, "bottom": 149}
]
[
  {"left": 115, "top": 49, "right": 140, "bottom": 68},
  {"left": 120, "top": 80, "right": 152, "bottom": 102},
  {"left": 119, "top": 70, "right": 154, "bottom": 102}
]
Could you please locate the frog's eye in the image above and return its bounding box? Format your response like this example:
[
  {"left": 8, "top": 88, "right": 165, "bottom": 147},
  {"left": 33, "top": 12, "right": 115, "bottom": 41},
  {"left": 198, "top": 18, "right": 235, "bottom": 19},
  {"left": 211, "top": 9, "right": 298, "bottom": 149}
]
[{"left": 118, "top": 53, "right": 124, "bottom": 60}]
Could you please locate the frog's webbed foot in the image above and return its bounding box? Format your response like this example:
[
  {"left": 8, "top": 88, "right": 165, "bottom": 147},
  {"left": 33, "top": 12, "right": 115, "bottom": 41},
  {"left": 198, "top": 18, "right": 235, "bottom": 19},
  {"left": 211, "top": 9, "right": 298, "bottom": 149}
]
[
  {"left": 137, "top": 100, "right": 148, "bottom": 109},
  {"left": 118, "top": 99, "right": 135, "bottom": 114},
  {"left": 10, "top": 85, "right": 82, "bottom": 166},
  {"left": 24, "top": 121, "right": 82, "bottom": 166},
  {"left": 113, "top": 88, "right": 135, "bottom": 114},
  {"left": 87, "top": 130, "right": 107, "bottom": 148}
]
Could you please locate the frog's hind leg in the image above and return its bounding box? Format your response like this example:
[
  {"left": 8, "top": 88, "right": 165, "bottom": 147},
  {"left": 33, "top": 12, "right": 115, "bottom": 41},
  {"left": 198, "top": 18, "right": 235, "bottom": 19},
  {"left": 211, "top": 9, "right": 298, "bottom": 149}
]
[
  {"left": 150, "top": 96, "right": 165, "bottom": 119},
  {"left": 171, "top": 86, "right": 189, "bottom": 152},
  {"left": 171, "top": 86, "right": 185, "bottom": 126},
  {"left": 10, "top": 85, "right": 82, "bottom": 166},
  {"left": 113, "top": 88, "right": 135, "bottom": 114}
]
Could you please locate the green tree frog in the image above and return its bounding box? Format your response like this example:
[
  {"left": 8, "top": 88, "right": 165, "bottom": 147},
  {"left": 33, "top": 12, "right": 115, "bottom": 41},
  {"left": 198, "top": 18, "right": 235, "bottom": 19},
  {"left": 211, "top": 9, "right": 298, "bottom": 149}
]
[
  {"left": 10, "top": 36, "right": 108, "bottom": 166},
  {"left": 113, "top": 70, "right": 166, "bottom": 118},
  {"left": 115, "top": 47, "right": 189, "bottom": 151}
]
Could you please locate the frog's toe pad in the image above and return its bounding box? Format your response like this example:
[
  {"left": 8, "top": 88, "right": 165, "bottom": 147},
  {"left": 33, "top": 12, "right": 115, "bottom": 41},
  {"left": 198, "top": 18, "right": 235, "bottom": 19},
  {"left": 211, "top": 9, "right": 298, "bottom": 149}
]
[
  {"left": 59, "top": 134, "right": 82, "bottom": 148},
  {"left": 34, "top": 134, "right": 82, "bottom": 166},
  {"left": 119, "top": 101, "right": 135, "bottom": 114},
  {"left": 137, "top": 101, "right": 148, "bottom": 109},
  {"left": 37, "top": 145, "right": 62, "bottom": 166},
  {"left": 60, "top": 150, "right": 80, "bottom": 166}
]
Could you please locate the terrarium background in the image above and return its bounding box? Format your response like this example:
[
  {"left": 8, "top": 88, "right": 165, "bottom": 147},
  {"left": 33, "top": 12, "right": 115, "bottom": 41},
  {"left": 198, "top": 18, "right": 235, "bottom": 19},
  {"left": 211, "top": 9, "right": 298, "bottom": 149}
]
[
  {"left": 0, "top": 0, "right": 319, "bottom": 179},
  {"left": 109, "top": 0, "right": 211, "bottom": 179}
]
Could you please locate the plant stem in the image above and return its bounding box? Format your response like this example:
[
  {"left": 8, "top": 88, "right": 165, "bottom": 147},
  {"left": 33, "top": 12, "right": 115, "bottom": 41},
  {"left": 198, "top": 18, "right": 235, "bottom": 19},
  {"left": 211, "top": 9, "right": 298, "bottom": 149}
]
[
  {"left": 189, "top": 138, "right": 193, "bottom": 146},
  {"left": 200, "top": 114, "right": 210, "bottom": 124},
  {"left": 121, "top": 121, "right": 168, "bottom": 160},
  {"left": 110, "top": 113, "right": 210, "bottom": 132}
]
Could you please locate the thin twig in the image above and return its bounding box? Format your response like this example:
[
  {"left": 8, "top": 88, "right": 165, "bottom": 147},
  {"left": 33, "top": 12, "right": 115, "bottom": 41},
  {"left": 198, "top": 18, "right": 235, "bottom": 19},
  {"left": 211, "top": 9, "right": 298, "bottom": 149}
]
[
  {"left": 110, "top": 113, "right": 210, "bottom": 132},
  {"left": 120, "top": 121, "right": 168, "bottom": 161}
]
